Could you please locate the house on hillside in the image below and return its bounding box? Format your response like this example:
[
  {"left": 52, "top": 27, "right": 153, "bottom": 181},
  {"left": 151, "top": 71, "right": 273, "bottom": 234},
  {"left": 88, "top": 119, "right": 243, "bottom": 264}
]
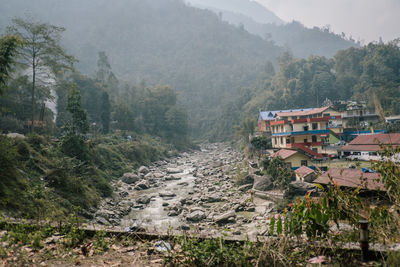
[
  {"left": 341, "top": 101, "right": 380, "bottom": 129},
  {"left": 270, "top": 106, "right": 342, "bottom": 159},
  {"left": 294, "top": 166, "right": 316, "bottom": 182},
  {"left": 314, "top": 168, "right": 383, "bottom": 192},
  {"left": 271, "top": 149, "right": 313, "bottom": 169},
  {"left": 257, "top": 108, "right": 313, "bottom": 136},
  {"left": 340, "top": 133, "right": 400, "bottom": 161}
]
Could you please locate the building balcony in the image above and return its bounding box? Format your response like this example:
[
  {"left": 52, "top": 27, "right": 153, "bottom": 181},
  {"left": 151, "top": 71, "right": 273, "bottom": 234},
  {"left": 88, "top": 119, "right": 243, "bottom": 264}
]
[
  {"left": 287, "top": 142, "right": 322, "bottom": 148},
  {"left": 272, "top": 129, "right": 330, "bottom": 137}
]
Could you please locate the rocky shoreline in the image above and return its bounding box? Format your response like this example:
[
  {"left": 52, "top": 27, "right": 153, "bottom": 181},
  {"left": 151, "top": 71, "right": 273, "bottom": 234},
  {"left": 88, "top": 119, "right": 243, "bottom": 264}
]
[{"left": 91, "top": 143, "right": 279, "bottom": 239}]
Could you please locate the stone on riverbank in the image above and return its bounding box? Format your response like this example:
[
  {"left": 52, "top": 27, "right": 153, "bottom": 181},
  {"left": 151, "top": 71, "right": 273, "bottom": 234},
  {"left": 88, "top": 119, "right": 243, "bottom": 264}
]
[
  {"left": 186, "top": 210, "right": 206, "bottom": 222},
  {"left": 138, "top": 166, "right": 150, "bottom": 174},
  {"left": 121, "top": 173, "right": 139, "bottom": 184}
]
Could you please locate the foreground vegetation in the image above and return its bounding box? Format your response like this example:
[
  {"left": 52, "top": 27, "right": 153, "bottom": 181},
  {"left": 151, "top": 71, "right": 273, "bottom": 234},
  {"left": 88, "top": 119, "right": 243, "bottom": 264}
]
[{"left": 0, "top": 133, "right": 178, "bottom": 219}]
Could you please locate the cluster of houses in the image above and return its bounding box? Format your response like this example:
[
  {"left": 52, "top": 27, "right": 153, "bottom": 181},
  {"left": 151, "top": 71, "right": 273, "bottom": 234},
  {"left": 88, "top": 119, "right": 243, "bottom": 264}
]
[{"left": 257, "top": 101, "right": 400, "bottom": 193}]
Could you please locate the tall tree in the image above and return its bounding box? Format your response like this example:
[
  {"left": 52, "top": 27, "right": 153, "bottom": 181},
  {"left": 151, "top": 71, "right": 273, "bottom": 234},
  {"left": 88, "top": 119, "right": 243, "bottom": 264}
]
[
  {"left": 95, "top": 51, "right": 118, "bottom": 97},
  {"left": 100, "top": 91, "right": 111, "bottom": 134},
  {"left": 0, "top": 35, "right": 21, "bottom": 95},
  {"left": 7, "top": 18, "right": 75, "bottom": 132},
  {"left": 61, "top": 84, "right": 89, "bottom": 160}
]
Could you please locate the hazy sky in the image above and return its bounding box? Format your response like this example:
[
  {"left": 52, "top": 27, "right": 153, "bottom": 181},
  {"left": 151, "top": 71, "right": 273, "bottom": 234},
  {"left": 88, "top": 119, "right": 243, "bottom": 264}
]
[{"left": 256, "top": 0, "right": 400, "bottom": 44}]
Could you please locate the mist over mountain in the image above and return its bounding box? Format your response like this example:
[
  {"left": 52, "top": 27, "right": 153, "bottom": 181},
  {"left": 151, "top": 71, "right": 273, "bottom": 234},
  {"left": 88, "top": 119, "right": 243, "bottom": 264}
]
[
  {"left": 186, "top": 0, "right": 359, "bottom": 58},
  {"left": 185, "top": 0, "right": 283, "bottom": 25},
  {"left": 0, "top": 0, "right": 284, "bottom": 138}
]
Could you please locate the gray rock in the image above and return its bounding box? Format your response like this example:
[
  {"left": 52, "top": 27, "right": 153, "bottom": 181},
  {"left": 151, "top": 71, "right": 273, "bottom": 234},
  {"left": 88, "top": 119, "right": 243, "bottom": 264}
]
[
  {"left": 121, "top": 173, "right": 139, "bottom": 184},
  {"left": 96, "top": 217, "right": 109, "bottom": 225},
  {"left": 253, "top": 175, "right": 273, "bottom": 191},
  {"left": 166, "top": 167, "right": 183, "bottom": 174},
  {"left": 186, "top": 210, "right": 206, "bottom": 222},
  {"left": 167, "top": 210, "right": 181, "bottom": 216},
  {"left": 135, "top": 180, "right": 150, "bottom": 190},
  {"left": 138, "top": 166, "right": 150, "bottom": 174},
  {"left": 202, "top": 193, "right": 222, "bottom": 203},
  {"left": 238, "top": 184, "right": 253, "bottom": 192},
  {"left": 177, "top": 224, "right": 190, "bottom": 231},
  {"left": 214, "top": 211, "right": 236, "bottom": 225},
  {"left": 136, "top": 195, "right": 151, "bottom": 204},
  {"left": 285, "top": 181, "right": 316, "bottom": 197},
  {"left": 159, "top": 192, "right": 176, "bottom": 198},
  {"left": 144, "top": 172, "right": 154, "bottom": 179},
  {"left": 165, "top": 175, "right": 181, "bottom": 181},
  {"left": 237, "top": 175, "right": 254, "bottom": 185}
]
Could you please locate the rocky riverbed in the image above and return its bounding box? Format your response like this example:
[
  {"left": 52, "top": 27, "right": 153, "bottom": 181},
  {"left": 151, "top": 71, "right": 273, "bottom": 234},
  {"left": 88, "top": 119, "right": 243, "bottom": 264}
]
[{"left": 91, "top": 143, "right": 277, "bottom": 239}]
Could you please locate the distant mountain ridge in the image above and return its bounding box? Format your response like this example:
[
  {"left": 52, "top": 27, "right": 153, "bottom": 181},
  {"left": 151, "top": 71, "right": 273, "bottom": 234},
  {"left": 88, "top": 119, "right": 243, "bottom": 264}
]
[
  {"left": 186, "top": 0, "right": 359, "bottom": 58},
  {"left": 185, "top": 0, "right": 283, "bottom": 25}
]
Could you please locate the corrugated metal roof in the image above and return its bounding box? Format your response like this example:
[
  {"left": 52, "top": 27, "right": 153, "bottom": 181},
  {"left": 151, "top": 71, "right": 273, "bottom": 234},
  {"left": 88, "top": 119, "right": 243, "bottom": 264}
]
[
  {"left": 340, "top": 134, "right": 400, "bottom": 152},
  {"left": 271, "top": 149, "right": 298, "bottom": 159},
  {"left": 276, "top": 106, "right": 330, "bottom": 117},
  {"left": 348, "top": 133, "right": 400, "bottom": 145},
  {"left": 295, "top": 166, "right": 315, "bottom": 177},
  {"left": 259, "top": 108, "right": 314, "bottom": 121},
  {"left": 314, "top": 168, "right": 383, "bottom": 191}
]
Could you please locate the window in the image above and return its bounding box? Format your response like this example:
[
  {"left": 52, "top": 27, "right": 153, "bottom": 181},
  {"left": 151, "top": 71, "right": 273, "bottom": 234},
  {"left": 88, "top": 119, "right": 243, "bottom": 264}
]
[
  {"left": 286, "top": 138, "right": 290, "bottom": 144},
  {"left": 304, "top": 138, "right": 308, "bottom": 143},
  {"left": 312, "top": 135, "right": 317, "bottom": 142},
  {"left": 303, "top": 125, "right": 309, "bottom": 131},
  {"left": 290, "top": 124, "right": 293, "bottom": 131},
  {"left": 312, "top": 123, "right": 318, "bottom": 130},
  {"left": 301, "top": 160, "right": 308, "bottom": 166},
  {"left": 312, "top": 148, "right": 318, "bottom": 153},
  {"left": 280, "top": 137, "right": 283, "bottom": 144},
  {"left": 286, "top": 162, "right": 292, "bottom": 168},
  {"left": 292, "top": 116, "right": 297, "bottom": 119},
  {"left": 323, "top": 113, "right": 330, "bottom": 117},
  {"left": 274, "top": 137, "right": 277, "bottom": 145}
]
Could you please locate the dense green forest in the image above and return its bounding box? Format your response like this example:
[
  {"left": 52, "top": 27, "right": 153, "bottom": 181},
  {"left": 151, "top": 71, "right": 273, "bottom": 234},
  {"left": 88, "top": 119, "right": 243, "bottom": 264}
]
[
  {"left": 0, "top": 0, "right": 283, "bottom": 138},
  {"left": 0, "top": 0, "right": 360, "bottom": 139},
  {"left": 213, "top": 41, "right": 400, "bottom": 140},
  {"left": 0, "top": 17, "right": 191, "bottom": 217}
]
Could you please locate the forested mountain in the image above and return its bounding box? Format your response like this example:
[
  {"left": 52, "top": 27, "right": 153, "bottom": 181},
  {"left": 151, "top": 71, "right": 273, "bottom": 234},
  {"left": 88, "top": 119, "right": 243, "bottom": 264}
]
[
  {"left": 214, "top": 41, "right": 400, "bottom": 140},
  {"left": 186, "top": 0, "right": 359, "bottom": 58},
  {"left": 0, "top": 0, "right": 284, "bottom": 139}
]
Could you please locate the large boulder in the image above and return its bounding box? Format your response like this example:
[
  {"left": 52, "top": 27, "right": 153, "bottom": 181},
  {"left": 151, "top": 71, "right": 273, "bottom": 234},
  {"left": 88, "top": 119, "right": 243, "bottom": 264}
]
[
  {"left": 136, "top": 195, "right": 151, "bottom": 204},
  {"left": 121, "top": 173, "right": 139, "bottom": 184},
  {"left": 285, "top": 181, "right": 316, "bottom": 197},
  {"left": 253, "top": 175, "right": 273, "bottom": 191},
  {"left": 186, "top": 210, "right": 206, "bottom": 222},
  {"left": 202, "top": 193, "right": 222, "bottom": 203},
  {"left": 135, "top": 180, "right": 150, "bottom": 190},
  {"left": 138, "top": 166, "right": 150, "bottom": 174},
  {"left": 214, "top": 211, "right": 236, "bottom": 225},
  {"left": 237, "top": 175, "right": 254, "bottom": 185}
]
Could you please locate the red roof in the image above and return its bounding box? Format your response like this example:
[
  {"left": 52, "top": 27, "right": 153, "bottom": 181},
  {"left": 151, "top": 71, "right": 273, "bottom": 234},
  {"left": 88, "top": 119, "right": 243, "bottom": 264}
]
[
  {"left": 276, "top": 106, "right": 330, "bottom": 117},
  {"left": 340, "top": 134, "right": 400, "bottom": 152},
  {"left": 271, "top": 149, "right": 298, "bottom": 159},
  {"left": 348, "top": 133, "right": 400, "bottom": 145},
  {"left": 314, "top": 168, "right": 383, "bottom": 191},
  {"left": 295, "top": 166, "right": 315, "bottom": 177}
]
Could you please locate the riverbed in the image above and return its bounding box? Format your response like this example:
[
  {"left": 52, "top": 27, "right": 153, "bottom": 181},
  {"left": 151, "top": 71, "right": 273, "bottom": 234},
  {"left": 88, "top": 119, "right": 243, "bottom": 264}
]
[{"left": 92, "top": 143, "right": 275, "bottom": 239}]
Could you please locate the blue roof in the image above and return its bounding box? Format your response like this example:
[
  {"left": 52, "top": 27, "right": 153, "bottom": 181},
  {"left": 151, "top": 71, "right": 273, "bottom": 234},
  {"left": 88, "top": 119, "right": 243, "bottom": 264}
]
[{"left": 259, "top": 108, "right": 314, "bottom": 121}]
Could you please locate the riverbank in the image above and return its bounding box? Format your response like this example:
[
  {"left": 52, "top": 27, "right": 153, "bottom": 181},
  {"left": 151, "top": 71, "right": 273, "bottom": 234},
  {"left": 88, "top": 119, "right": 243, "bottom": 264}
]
[{"left": 90, "top": 143, "right": 277, "bottom": 239}]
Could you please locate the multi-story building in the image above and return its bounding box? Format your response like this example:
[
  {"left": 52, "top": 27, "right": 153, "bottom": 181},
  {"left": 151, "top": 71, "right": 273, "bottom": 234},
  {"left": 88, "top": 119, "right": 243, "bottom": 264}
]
[
  {"left": 257, "top": 108, "right": 313, "bottom": 135},
  {"left": 270, "top": 106, "right": 342, "bottom": 158}
]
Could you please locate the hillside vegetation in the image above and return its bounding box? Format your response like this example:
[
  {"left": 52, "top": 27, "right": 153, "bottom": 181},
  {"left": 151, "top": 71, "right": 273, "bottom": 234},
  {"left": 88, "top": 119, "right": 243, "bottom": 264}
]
[{"left": 0, "top": 0, "right": 284, "bottom": 139}]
